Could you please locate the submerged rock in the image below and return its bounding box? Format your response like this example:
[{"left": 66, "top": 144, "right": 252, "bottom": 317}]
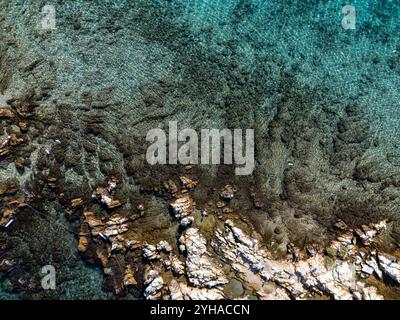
[
  {"left": 179, "top": 228, "right": 228, "bottom": 288},
  {"left": 123, "top": 265, "right": 137, "bottom": 287},
  {"left": 170, "top": 255, "right": 185, "bottom": 276}
]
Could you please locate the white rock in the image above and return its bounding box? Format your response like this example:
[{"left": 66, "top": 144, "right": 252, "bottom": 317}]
[
  {"left": 356, "top": 281, "right": 384, "bottom": 300},
  {"left": 143, "top": 244, "right": 160, "bottom": 261},
  {"left": 353, "top": 291, "right": 363, "bottom": 300},
  {"left": 180, "top": 228, "right": 228, "bottom": 288},
  {"left": 378, "top": 253, "right": 400, "bottom": 284},
  {"left": 212, "top": 219, "right": 384, "bottom": 300},
  {"left": 144, "top": 269, "right": 164, "bottom": 300},
  {"left": 163, "top": 260, "right": 171, "bottom": 270},
  {"left": 361, "top": 265, "right": 374, "bottom": 275},
  {"left": 365, "top": 257, "right": 383, "bottom": 279},
  {"left": 156, "top": 240, "right": 172, "bottom": 253},
  {"left": 257, "top": 287, "right": 291, "bottom": 300},
  {"left": 355, "top": 220, "right": 386, "bottom": 246},
  {"left": 170, "top": 256, "right": 185, "bottom": 276},
  {"left": 170, "top": 195, "right": 194, "bottom": 219},
  {"left": 361, "top": 285, "right": 384, "bottom": 300}
]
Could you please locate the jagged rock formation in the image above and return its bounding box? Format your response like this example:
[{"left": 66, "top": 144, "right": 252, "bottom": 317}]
[
  {"left": 0, "top": 0, "right": 400, "bottom": 300},
  {"left": 179, "top": 227, "right": 228, "bottom": 288}
]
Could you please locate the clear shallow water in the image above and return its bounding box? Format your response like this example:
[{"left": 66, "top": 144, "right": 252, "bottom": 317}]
[
  {"left": 0, "top": 278, "right": 20, "bottom": 300},
  {"left": 0, "top": 0, "right": 399, "bottom": 299}
]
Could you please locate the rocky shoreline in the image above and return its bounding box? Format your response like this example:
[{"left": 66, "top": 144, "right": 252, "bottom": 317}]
[
  {"left": 81, "top": 175, "right": 400, "bottom": 300},
  {"left": 0, "top": 1, "right": 400, "bottom": 300}
]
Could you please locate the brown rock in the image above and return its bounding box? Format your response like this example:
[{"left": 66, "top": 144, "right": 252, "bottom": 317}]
[
  {"left": 15, "top": 102, "right": 35, "bottom": 118},
  {"left": 0, "top": 180, "right": 19, "bottom": 195},
  {"left": 14, "top": 158, "right": 25, "bottom": 170},
  {"left": 92, "top": 186, "right": 122, "bottom": 209},
  {"left": 124, "top": 265, "right": 137, "bottom": 287},
  {"left": 164, "top": 179, "right": 178, "bottom": 195},
  {"left": 18, "top": 121, "right": 29, "bottom": 132},
  {"left": 84, "top": 211, "right": 104, "bottom": 236},
  {"left": 96, "top": 248, "right": 109, "bottom": 268},
  {"left": 0, "top": 208, "right": 15, "bottom": 225},
  {"left": 0, "top": 146, "right": 10, "bottom": 157},
  {"left": 125, "top": 239, "right": 142, "bottom": 250},
  {"left": 223, "top": 207, "right": 233, "bottom": 214},
  {"left": 219, "top": 185, "right": 235, "bottom": 201},
  {"left": 180, "top": 176, "right": 198, "bottom": 190},
  {"left": 9, "top": 133, "right": 24, "bottom": 146},
  {"left": 216, "top": 201, "right": 226, "bottom": 208},
  {"left": 71, "top": 198, "right": 84, "bottom": 208},
  {"left": 335, "top": 219, "right": 348, "bottom": 231},
  {"left": 0, "top": 108, "right": 15, "bottom": 119},
  {"left": 78, "top": 235, "right": 89, "bottom": 252}
]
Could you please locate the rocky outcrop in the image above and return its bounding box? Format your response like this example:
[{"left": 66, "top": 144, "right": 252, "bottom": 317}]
[
  {"left": 143, "top": 243, "right": 160, "bottom": 261},
  {"left": 92, "top": 179, "right": 123, "bottom": 209},
  {"left": 378, "top": 253, "right": 400, "bottom": 284},
  {"left": 355, "top": 220, "right": 387, "bottom": 246},
  {"left": 179, "top": 227, "right": 228, "bottom": 288},
  {"left": 104, "top": 214, "right": 129, "bottom": 237},
  {"left": 144, "top": 240, "right": 173, "bottom": 261},
  {"left": 170, "top": 195, "right": 194, "bottom": 219},
  {"left": 123, "top": 265, "right": 137, "bottom": 287},
  {"left": 170, "top": 255, "right": 185, "bottom": 276},
  {"left": 219, "top": 184, "right": 235, "bottom": 201},
  {"left": 0, "top": 108, "right": 16, "bottom": 119},
  {"left": 168, "top": 279, "right": 225, "bottom": 300},
  {"left": 156, "top": 240, "right": 173, "bottom": 253},
  {"left": 0, "top": 101, "right": 33, "bottom": 161},
  {"left": 213, "top": 219, "right": 386, "bottom": 300},
  {"left": 144, "top": 268, "right": 164, "bottom": 300},
  {"left": 179, "top": 176, "right": 198, "bottom": 190}
]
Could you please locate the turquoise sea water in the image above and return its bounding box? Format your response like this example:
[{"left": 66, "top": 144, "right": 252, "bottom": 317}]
[{"left": 0, "top": 0, "right": 399, "bottom": 299}]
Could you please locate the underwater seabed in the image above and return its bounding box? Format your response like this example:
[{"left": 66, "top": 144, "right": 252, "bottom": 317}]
[{"left": 0, "top": 0, "right": 399, "bottom": 299}]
